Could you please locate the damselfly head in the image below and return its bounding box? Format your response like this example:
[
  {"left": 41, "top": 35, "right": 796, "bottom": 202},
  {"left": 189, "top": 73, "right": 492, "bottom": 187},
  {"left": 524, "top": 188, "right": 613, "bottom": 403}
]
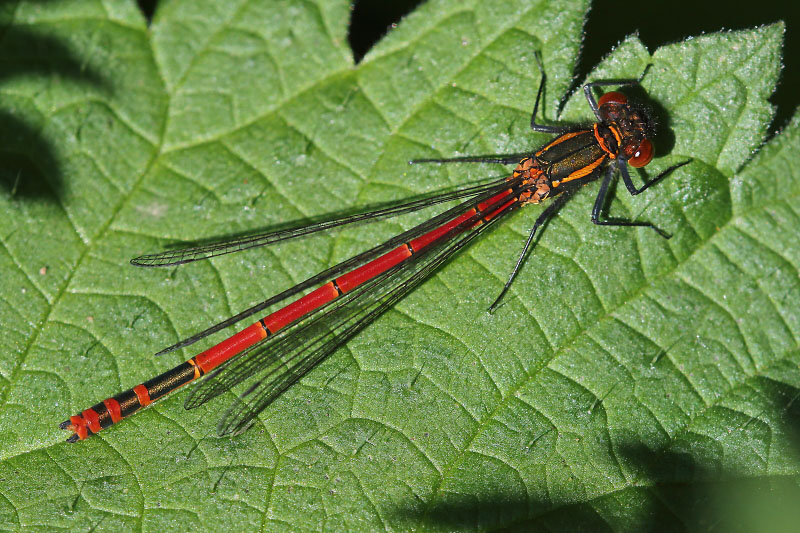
[{"left": 597, "top": 91, "right": 655, "bottom": 167}]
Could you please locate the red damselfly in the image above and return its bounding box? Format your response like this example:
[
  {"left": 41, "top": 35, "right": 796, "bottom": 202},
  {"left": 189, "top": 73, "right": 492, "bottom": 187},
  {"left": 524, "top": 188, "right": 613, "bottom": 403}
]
[{"left": 61, "top": 56, "right": 690, "bottom": 442}]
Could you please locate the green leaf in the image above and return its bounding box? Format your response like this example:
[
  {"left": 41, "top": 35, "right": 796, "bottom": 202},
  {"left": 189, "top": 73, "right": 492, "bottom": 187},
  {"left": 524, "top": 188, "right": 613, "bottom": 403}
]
[{"left": 0, "top": 0, "right": 796, "bottom": 530}]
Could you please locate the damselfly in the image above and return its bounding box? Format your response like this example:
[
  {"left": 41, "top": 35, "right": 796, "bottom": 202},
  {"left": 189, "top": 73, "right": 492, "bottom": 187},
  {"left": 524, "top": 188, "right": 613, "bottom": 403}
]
[{"left": 61, "top": 56, "right": 689, "bottom": 442}]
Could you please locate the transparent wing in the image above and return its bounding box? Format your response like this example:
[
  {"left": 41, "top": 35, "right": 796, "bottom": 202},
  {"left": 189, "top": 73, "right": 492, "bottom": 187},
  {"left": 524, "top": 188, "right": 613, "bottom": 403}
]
[
  {"left": 183, "top": 184, "right": 525, "bottom": 436},
  {"left": 154, "top": 177, "right": 513, "bottom": 355},
  {"left": 131, "top": 177, "right": 509, "bottom": 267}
]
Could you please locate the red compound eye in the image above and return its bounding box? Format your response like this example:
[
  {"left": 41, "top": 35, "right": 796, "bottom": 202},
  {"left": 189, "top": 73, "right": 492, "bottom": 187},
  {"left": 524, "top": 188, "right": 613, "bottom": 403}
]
[
  {"left": 598, "top": 91, "right": 627, "bottom": 107},
  {"left": 628, "top": 139, "right": 654, "bottom": 167}
]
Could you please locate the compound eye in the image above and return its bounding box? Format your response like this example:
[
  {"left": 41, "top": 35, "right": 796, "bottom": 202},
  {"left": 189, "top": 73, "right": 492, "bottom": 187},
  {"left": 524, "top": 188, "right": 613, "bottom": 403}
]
[
  {"left": 598, "top": 91, "right": 628, "bottom": 107},
  {"left": 628, "top": 139, "right": 653, "bottom": 168}
]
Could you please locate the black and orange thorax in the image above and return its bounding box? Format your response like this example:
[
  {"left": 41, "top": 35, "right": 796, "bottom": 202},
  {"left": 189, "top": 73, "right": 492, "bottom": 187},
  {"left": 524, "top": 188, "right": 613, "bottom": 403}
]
[{"left": 511, "top": 123, "right": 627, "bottom": 205}]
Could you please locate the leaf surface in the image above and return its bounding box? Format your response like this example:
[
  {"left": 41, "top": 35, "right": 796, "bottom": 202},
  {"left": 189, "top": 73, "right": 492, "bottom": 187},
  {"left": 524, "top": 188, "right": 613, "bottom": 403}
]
[{"left": 0, "top": 1, "right": 796, "bottom": 530}]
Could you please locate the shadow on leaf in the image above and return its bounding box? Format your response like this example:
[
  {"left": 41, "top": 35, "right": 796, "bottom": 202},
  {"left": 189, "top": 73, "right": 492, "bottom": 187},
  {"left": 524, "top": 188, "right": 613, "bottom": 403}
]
[
  {"left": 387, "top": 493, "right": 615, "bottom": 532},
  {"left": 0, "top": 24, "right": 110, "bottom": 199},
  {"left": 618, "top": 439, "right": 800, "bottom": 531},
  {"left": 386, "top": 442, "right": 800, "bottom": 531},
  {"left": 386, "top": 378, "right": 800, "bottom": 533},
  {"left": 0, "top": 110, "right": 60, "bottom": 199}
]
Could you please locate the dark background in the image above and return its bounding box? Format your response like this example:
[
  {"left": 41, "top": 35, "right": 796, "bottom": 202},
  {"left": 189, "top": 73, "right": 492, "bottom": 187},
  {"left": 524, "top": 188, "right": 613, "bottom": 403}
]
[
  {"left": 344, "top": 0, "right": 798, "bottom": 132},
  {"left": 135, "top": 0, "right": 796, "bottom": 129}
]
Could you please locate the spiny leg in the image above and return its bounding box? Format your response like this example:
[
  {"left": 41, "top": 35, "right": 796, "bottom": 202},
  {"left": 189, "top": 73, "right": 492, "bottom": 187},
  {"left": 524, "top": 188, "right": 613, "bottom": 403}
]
[
  {"left": 409, "top": 52, "right": 541, "bottom": 167},
  {"left": 409, "top": 153, "right": 530, "bottom": 165},
  {"left": 529, "top": 51, "right": 574, "bottom": 135},
  {"left": 489, "top": 190, "right": 574, "bottom": 313},
  {"left": 582, "top": 65, "right": 651, "bottom": 120},
  {"left": 618, "top": 158, "right": 692, "bottom": 196},
  {"left": 409, "top": 49, "right": 571, "bottom": 164},
  {"left": 582, "top": 79, "right": 639, "bottom": 121},
  {"left": 591, "top": 165, "right": 670, "bottom": 238}
]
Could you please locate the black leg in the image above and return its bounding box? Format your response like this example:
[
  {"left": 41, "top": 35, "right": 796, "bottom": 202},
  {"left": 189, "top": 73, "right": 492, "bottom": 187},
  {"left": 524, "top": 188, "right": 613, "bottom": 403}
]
[
  {"left": 409, "top": 153, "right": 531, "bottom": 165},
  {"left": 619, "top": 158, "right": 692, "bottom": 196},
  {"left": 582, "top": 79, "right": 640, "bottom": 120},
  {"left": 591, "top": 165, "right": 670, "bottom": 238},
  {"left": 582, "top": 64, "right": 652, "bottom": 120},
  {"left": 488, "top": 190, "right": 574, "bottom": 313},
  {"left": 529, "top": 51, "right": 574, "bottom": 135}
]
